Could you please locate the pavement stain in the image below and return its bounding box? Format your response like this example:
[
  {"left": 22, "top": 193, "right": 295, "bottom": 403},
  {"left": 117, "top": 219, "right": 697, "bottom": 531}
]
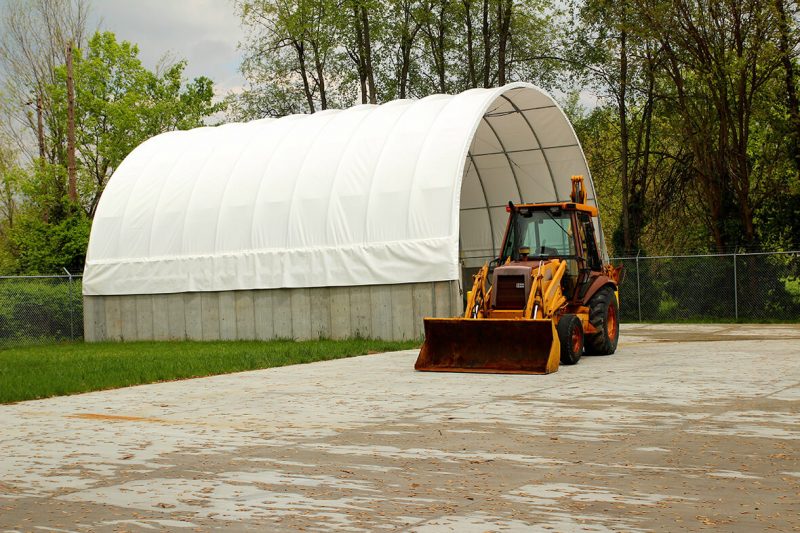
[{"left": 68, "top": 413, "right": 169, "bottom": 423}]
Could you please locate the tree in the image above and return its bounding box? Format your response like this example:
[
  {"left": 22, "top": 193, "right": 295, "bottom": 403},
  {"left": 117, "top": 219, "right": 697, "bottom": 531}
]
[
  {"left": 47, "top": 32, "right": 223, "bottom": 217},
  {"left": 346, "top": 0, "right": 381, "bottom": 104},
  {"left": 0, "top": 0, "right": 89, "bottom": 165},
  {"left": 233, "top": 0, "right": 561, "bottom": 115},
  {"left": 0, "top": 137, "right": 21, "bottom": 236},
  {"left": 0, "top": 158, "right": 90, "bottom": 274},
  {"left": 570, "top": 0, "right": 799, "bottom": 255},
  {"left": 385, "top": 0, "right": 424, "bottom": 99},
  {"left": 636, "top": 0, "right": 787, "bottom": 252},
  {"left": 775, "top": 0, "right": 800, "bottom": 177},
  {"left": 234, "top": 0, "right": 343, "bottom": 116},
  {"left": 0, "top": 30, "right": 223, "bottom": 274},
  {"left": 421, "top": 0, "right": 452, "bottom": 93},
  {"left": 571, "top": 0, "right": 669, "bottom": 255}
]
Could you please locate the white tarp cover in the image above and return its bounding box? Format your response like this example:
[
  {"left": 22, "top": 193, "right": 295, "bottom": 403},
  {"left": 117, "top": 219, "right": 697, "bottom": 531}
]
[{"left": 84, "top": 82, "right": 603, "bottom": 296}]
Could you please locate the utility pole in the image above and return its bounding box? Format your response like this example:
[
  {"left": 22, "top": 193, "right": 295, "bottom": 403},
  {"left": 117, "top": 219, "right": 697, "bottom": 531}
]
[{"left": 65, "top": 41, "right": 77, "bottom": 203}]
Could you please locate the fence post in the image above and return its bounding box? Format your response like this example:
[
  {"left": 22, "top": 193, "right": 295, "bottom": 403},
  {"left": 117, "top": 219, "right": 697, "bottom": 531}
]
[
  {"left": 733, "top": 253, "right": 738, "bottom": 321},
  {"left": 63, "top": 267, "right": 74, "bottom": 340},
  {"left": 636, "top": 252, "right": 642, "bottom": 322}
]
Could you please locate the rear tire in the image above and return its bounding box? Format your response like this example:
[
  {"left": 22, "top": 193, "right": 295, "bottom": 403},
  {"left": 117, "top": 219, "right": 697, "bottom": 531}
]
[
  {"left": 557, "top": 314, "right": 583, "bottom": 365},
  {"left": 586, "top": 286, "right": 619, "bottom": 355}
]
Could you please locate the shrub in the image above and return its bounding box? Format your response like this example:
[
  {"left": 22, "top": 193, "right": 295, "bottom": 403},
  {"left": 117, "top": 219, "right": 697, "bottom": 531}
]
[{"left": 0, "top": 278, "right": 82, "bottom": 347}]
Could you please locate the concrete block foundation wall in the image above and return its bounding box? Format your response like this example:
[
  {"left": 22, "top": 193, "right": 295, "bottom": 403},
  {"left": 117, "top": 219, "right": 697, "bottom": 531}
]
[{"left": 83, "top": 281, "right": 462, "bottom": 342}]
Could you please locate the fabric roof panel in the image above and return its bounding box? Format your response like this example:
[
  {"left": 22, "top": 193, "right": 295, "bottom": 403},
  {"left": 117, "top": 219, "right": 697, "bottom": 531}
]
[
  {"left": 84, "top": 83, "right": 604, "bottom": 295},
  {"left": 508, "top": 150, "right": 559, "bottom": 203},
  {"left": 471, "top": 153, "right": 521, "bottom": 206},
  {"left": 482, "top": 113, "right": 536, "bottom": 153},
  {"left": 523, "top": 106, "right": 583, "bottom": 149},
  {"left": 459, "top": 160, "right": 488, "bottom": 210},
  {"left": 502, "top": 86, "right": 555, "bottom": 111}
]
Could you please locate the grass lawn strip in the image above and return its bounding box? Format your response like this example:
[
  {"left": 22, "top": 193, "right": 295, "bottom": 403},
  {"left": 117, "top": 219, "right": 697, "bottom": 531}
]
[{"left": 0, "top": 338, "right": 419, "bottom": 404}]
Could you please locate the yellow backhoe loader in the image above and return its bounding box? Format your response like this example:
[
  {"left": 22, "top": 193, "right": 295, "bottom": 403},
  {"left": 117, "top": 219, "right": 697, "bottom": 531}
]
[{"left": 415, "top": 176, "right": 622, "bottom": 374}]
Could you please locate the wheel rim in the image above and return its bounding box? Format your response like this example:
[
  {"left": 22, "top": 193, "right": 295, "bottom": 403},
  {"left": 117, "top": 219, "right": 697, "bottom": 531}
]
[
  {"left": 571, "top": 324, "right": 582, "bottom": 354},
  {"left": 607, "top": 303, "right": 618, "bottom": 342}
]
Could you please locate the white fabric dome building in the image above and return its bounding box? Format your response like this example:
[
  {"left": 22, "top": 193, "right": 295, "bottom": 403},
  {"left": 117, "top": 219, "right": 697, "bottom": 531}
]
[{"left": 83, "top": 82, "right": 605, "bottom": 342}]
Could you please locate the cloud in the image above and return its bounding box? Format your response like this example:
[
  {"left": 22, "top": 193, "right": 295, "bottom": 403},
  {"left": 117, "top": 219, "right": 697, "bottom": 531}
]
[{"left": 88, "top": 0, "right": 245, "bottom": 92}]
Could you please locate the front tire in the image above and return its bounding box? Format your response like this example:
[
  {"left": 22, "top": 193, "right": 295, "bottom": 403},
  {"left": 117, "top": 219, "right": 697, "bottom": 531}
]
[
  {"left": 557, "top": 313, "right": 583, "bottom": 365},
  {"left": 586, "top": 286, "right": 619, "bottom": 355}
]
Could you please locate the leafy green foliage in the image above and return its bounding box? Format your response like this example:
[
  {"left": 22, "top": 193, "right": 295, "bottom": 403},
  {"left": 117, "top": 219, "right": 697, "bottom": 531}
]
[
  {"left": 6, "top": 208, "right": 89, "bottom": 275},
  {"left": 567, "top": 0, "right": 800, "bottom": 255},
  {"left": 48, "top": 31, "right": 225, "bottom": 216},
  {"left": 0, "top": 31, "right": 223, "bottom": 274},
  {"left": 0, "top": 278, "right": 82, "bottom": 347}
]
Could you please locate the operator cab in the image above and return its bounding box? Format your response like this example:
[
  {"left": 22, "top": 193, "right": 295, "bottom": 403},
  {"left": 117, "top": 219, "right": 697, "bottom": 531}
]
[{"left": 497, "top": 202, "right": 602, "bottom": 302}]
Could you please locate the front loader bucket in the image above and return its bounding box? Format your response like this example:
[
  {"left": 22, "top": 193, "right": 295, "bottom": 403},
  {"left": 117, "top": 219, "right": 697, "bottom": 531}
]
[{"left": 415, "top": 318, "right": 561, "bottom": 374}]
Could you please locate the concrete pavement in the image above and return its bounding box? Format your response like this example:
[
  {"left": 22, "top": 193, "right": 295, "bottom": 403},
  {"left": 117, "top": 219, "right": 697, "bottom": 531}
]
[{"left": 1, "top": 323, "right": 799, "bottom": 532}]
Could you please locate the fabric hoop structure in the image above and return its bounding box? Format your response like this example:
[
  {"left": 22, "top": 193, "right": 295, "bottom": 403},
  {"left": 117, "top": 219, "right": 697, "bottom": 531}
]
[{"left": 84, "top": 82, "right": 604, "bottom": 296}]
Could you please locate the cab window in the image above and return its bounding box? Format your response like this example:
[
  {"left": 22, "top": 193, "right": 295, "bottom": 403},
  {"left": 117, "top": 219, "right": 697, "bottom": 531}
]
[{"left": 579, "top": 212, "right": 602, "bottom": 271}]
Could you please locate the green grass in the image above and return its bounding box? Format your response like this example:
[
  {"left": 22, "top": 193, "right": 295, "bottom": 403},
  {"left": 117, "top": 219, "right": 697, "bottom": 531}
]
[{"left": 0, "top": 338, "right": 419, "bottom": 404}]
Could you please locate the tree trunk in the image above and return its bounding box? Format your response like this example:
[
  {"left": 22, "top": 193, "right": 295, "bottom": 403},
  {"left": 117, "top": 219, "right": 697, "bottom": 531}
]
[
  {"left": 1, "top": 182, "right": 13, "bottom": 229},
  {"left": 424, "top": 0, "right": 448, "bottom": 93},
  {"left": 436, "top": 1, "right": 446, "bottom": 92},
  {"left": 293, "top": 41, "right": 316, "bottom": 113},
  {"left": 360, "top": 5, "right": 377, "bottom": 104},
  {"left": 65, "top": 41, "right": 77, "bottom": 203},
  {"left": 352, "top": 2, "right": 368, "bottom": 103},
  {"left": 398, "top": 2, "right": 417, "bottom": 98},
  {"left": 311, "top": 40, "right": 327, "bottom": 110},
  {"left": 481, "top": 0, "right": 491, "bottom": 87},
  {"left": 36, "top": 91, "right": 46, "bottom": 161},
  {"left": 497, "top": 0, "right": 512, "bottom": 85},
  {"left": 399, "top": 40, "right": 412, "bottom": 98},
  {"left": 776, "top": 0, "right": 800, "bottom": 175},
  {"left": 618, "top": 27, "right": 631, "bottom": 253},
  {"left": 631, "top": 48, "right": 656, "bottom": 252},
  {"left": 463, "top": 0, "right": 477, "bottom": 87}
]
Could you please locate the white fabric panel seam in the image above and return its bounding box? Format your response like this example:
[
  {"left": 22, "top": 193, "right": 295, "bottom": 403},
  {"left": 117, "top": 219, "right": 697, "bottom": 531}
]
[
  {"left": 118, "top": 135, "right": 180, "bottom": 258},
  {"left": 246, "top": 116, "right": 308, "bottom": 242},
  {"left": 282, "top": 112, "right": 340, "bottom": 247},
  {"left": 143, "top": 135, "right": 195, "bottom": 257},
  {"left": 320, "top": 105, "right": 376, "bottom": 245},
  {"left": 480, "top": 116, "right": 523, "bottom": 202},
  {"left": 402, "top": 97, "right": 459, "bottom": 237},
  {"left": 179, "top": 133, "right": 227, "bottom": 255},
  {"left": 499, "top": 93, "right": 559, "bottom": 200},
  {"left": 211, "top": 122, "right": 276, "bottom": 254},
  {"left": 362, "top": 98, "right": 432, "bottom": 242},
  {"left": 466, "top": 154, "right": 496, "bottom": 257}
]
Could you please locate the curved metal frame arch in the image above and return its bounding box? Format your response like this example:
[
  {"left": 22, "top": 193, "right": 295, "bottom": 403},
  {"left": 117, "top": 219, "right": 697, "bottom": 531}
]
[{"left": 499, "top": 93, "right": 560, "bottom": 199}]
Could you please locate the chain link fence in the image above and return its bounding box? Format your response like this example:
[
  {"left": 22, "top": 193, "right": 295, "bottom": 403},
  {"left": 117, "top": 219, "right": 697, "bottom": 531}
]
[
  {"left": 0, "top": 252, "right": 798, "bottom": 348},
  {"left": 0, "top": 273, "right": 83, "bottom": 348},
  {"left": 613, "top": 251, "right": 800, "bottom": 322}
]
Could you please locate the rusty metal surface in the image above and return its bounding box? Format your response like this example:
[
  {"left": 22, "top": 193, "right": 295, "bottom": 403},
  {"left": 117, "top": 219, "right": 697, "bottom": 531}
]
[
  {"left": 416, "top": 318, "right": 560, "bottom": 374},
  {"left": 1, "top": 324, "right": 800, "bottom": 532}
]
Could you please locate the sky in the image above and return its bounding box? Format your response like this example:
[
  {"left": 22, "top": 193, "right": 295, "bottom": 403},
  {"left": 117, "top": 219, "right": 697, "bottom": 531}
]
[{"left": 88, "top": 0, "right": 246, "bottom": 97}]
